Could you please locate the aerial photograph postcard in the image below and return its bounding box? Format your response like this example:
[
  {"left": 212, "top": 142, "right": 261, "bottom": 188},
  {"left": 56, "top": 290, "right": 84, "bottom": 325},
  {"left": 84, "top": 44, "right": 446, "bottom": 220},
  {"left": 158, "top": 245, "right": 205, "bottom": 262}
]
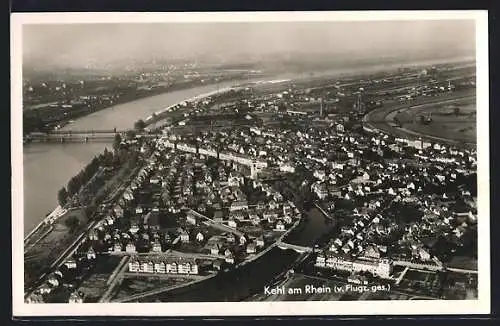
[{"left": 12, "top": 11, "right": 490, "bottom": 317}]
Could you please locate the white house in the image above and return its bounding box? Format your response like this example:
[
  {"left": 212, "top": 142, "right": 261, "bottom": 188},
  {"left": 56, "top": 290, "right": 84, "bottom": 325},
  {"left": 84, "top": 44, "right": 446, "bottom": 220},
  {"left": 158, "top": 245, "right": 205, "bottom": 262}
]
[
  {"left": 152, "top": 241, "right": 162, "bottom": 252},
  {"left": 224, "top": 249, "right": 235, "bottom": 264},
  {"left": 196, "top": 232, "right": 205, "bottom": 242},
  {"left": 125, "top": 242, "right": 136, "bottom": 253},
  {"left": 228, "top": 218, "right": 238, "bottom": 228},
  {"left": 180, "top": 230, "right": 190, "bottom": 243},
  {"left": 246, "top": 242, "right": 257, "bottom": 254}
]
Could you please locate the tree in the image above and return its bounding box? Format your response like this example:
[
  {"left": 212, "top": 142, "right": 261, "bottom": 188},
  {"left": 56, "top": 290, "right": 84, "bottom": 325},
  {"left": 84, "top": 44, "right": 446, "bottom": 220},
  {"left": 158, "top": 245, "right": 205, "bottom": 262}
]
[
  {"left": 113, "top": 133, "right": 122, "bottom": 152},
  {"left": 453, "top": 107, "right": 461, "bottom": 116},
  {"left": 127, "top": 151, "right": 139, "bottom": 169},
  {"left": 57, "top": 187, "right": 69, "bottom": 206},
  {"left": 134, "top": 119, "right": 146, "bottom": 131},
  {"left": 277, "top": 102, "right": 287, "bottom": 112},
  {"left": 67, "top": 177, "right": 80, "bottom": 195},
  {"left": 103, "top": 148, "right": 114, "bottom": 167},
  {"left": 64, "top": 215, "right": 80, "bottom": 233},
  {"left": 126, "top": 130, "right": 136, "bottom": 140},
  {"left": 85, "top": 204, "right": 97, "bottom": 219},
  {"left": 118, "top": 148, "right": 129, "bottom": 164}
]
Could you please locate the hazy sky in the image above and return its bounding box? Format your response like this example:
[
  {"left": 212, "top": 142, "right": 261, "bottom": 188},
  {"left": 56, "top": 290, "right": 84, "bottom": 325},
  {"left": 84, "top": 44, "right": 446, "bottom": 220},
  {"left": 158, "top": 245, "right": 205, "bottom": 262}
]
[{"left": 23, "top": 20, "right": 476, "bottom": 67}]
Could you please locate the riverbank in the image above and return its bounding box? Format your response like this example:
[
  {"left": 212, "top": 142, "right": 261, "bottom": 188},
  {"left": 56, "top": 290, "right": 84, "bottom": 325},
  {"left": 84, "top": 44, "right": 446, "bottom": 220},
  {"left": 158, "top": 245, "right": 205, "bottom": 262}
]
[
  {"left": 101, "top": 199, "right": 305, "bottom": 302},
  {"left": 22, "top": 81, "right": 251, "bottom": 236},
  {"left": 239, "top": 217, "right": 302, "bottom": 268},
  {"left": 121, "top": 206, "right": 330, "bottom": 303},
  {"left": 22, "top": 75, "right": 295, "bottom": 238},
  {"left": 24, "top": 205, "right": 65, "bottom": 244},
  {"left": 23, "top": 74, "right": 266, "bottom": 135},
  {"left": 313, "top": 201, "right": 334, "bottom": 220}
]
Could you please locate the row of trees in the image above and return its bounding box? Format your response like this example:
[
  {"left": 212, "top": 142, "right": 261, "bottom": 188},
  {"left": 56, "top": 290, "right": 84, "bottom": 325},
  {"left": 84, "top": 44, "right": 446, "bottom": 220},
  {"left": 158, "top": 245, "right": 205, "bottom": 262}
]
[
  {"left": 57, "top": 147, "right": 116, "bottom": 206},
  {"left": 57, "top": 135, "right": 143, "bottom": 207},
  {"left": 67, "top": 156, "right": 101, "bottom": 196}
]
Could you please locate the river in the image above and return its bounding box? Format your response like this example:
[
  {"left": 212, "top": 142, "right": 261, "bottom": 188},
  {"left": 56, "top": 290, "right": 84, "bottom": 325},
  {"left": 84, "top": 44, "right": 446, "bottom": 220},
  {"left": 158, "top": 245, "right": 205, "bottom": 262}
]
[
  {"left": 23, "top": 79, "right": 269, "bottom": 235},
  {"left": 22, "top": 55, "right": 473, "bottom": 235}
]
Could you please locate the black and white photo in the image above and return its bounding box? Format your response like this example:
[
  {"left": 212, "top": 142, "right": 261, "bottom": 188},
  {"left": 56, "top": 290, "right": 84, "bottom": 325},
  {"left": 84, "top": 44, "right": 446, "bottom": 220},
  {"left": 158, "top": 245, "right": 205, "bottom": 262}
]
[{"left": 11, "top": 11, "right": 490, "bottom": 316}]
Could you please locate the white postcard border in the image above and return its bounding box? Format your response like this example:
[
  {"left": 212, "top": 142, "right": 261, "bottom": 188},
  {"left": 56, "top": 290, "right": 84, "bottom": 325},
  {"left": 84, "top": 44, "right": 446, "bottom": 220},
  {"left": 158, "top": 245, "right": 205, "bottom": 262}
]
[{"left": 11, "top": 10, "right": 490, "bottom": 317}]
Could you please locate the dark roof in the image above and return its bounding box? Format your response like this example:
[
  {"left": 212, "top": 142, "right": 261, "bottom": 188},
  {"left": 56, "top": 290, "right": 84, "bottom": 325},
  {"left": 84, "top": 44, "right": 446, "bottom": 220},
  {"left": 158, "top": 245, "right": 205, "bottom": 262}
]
[{"left": 144, "top": 211, "right": 160, "bottom": 226}]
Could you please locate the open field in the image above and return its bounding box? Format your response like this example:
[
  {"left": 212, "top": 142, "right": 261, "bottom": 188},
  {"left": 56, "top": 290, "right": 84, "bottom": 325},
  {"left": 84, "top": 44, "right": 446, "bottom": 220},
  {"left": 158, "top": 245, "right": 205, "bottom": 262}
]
[
  {"left": 392, "top": 99, "right": 476, "bottom": 143},
  {"left": 77, "top": 255, "right": 123, "bottom": 302},
  {"left": 24, "top": 208, "right": 88, "bottom": 287},
  {"left": 110, "top": 275, "right": 194, "bottom": 302},
  {"left": 364, "top": 90, "right": 476, "bottom": 146}
]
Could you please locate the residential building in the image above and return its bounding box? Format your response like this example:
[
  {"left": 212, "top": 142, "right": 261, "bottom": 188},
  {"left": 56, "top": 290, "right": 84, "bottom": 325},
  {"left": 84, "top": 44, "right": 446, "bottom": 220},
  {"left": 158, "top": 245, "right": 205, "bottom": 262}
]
[
  {"left": 87, "top": 247, "right": 96, "bottom": 260},
  {"left": 68, "top": 292, "right": 84, "bottom": 303},
  {"left": 224, "top": 249, "right": 235, "bottom": 264},
  {"left": 263, "top": 210, "right": 278, "bottom": 223},
  {"left": 209, "top": 242, "right": 223, "bottom": 255},
  {"left": 113, "top": 242, "right": 123, "bottom": 253},
  {"left": 125, "top": 242, "right": 136, "bottom": 253},
  {"left": 152, "top": 240, "right": 162, "bottom": 252},
  {"left": 276, "top": 220, "right": 286, "bottom": 231},
  {"left": 128, "top": 257, "right": 199, "bottom": 275},
  {"left": 64, "top": 259, "right": 77, "bottom": 269},
  {"left": 213, "top": 210, "right": 224, "bottom": 223},
  {"left": 279, "top": 162, "right": 296, "bottom": 173},
  {"left": 180, "top": 229, "right": 190, "bottom": 243},
  {"left": 212, "top": 259, "right": 224, "bottom": 271},
  {"left": 88, "top": 229, "right": 99, "bottom": 241},
  {"left": 196, "top": 232, "right": 205, "bottom": 242},
  {"left": 226, "top": 233, "right": 236, "bottom": 243},
  {"left": 312, "top": 182, "right": 329, "bottom": 199},
  {"left": 246, "top": 242, "right": 257, "bottom": 254},
  {"left": 315, "top": 253, "right": 393, "bottom": 279},
  {"left": 230, "top": 200, "right": 249, "bottom": 211},
  {"left": 228, "top": 218, "right": 238, "bottom": 228},
  {"left": 186, "top": 212, "right": 197, "bottom": 225}
]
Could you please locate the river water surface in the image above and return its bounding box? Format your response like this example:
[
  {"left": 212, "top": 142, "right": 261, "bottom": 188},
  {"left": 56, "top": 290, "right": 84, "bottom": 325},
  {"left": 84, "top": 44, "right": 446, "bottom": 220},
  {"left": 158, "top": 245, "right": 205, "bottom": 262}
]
[{"left": 23, "top": 80, "right": 255, "bottom": 235}]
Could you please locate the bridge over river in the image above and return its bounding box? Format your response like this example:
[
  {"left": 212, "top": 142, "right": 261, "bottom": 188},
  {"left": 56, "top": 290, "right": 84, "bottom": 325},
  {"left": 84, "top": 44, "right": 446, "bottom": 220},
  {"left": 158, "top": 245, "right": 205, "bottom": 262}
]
[
  {"left": 276, "top": 241, "right": 313, "bottom": 253},
  {"left": 24, "top": 129, "right": 160, "bottom": 143}
]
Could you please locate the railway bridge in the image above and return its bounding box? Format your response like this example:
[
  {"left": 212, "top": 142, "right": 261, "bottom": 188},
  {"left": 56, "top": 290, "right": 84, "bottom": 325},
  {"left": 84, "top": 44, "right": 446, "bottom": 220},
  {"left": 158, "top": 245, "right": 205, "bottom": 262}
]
[
  {"left": 276, "top": 241, "right": 313, "bottom": 253},
  {"left": 24, "top": 129, "right": 160, "bottom": 144}
]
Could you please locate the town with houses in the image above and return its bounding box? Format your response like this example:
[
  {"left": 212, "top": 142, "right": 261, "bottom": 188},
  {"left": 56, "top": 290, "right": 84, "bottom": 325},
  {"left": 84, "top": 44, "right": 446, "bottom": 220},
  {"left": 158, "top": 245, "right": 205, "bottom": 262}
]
[{"left": 25, "top": 61, "right": 478, "bottom": 303}]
